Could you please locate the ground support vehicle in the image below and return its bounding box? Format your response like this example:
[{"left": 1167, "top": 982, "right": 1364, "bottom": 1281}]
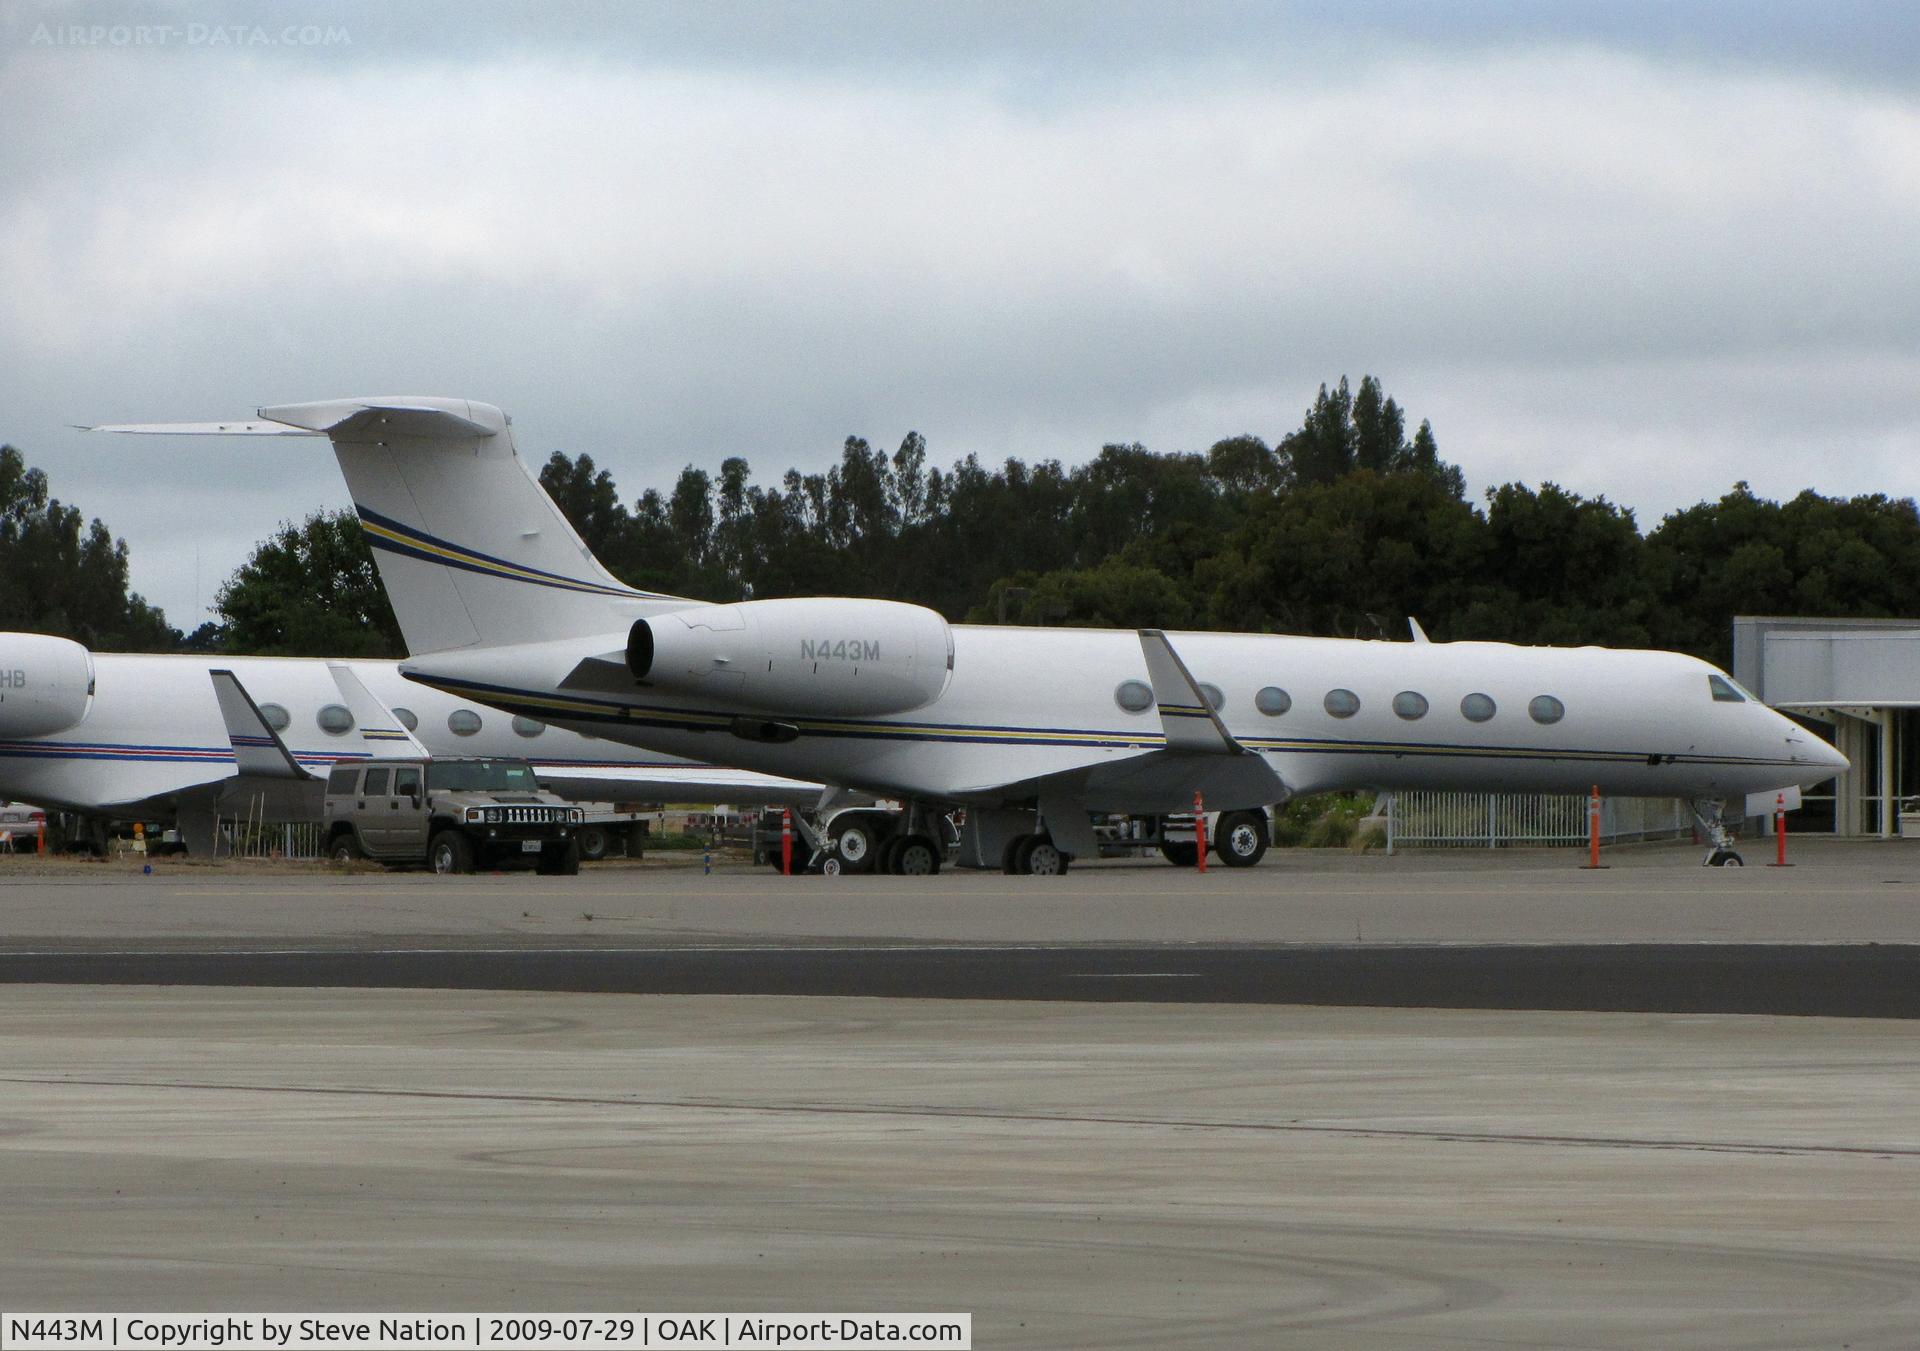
[{"left": 323, "top": 756, "right": 585, "bottom": 874}]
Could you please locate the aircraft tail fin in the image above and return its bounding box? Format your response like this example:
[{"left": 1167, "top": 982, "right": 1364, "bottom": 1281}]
[{"left": 91, "top": 397, "right": 692, "bottom": 655}]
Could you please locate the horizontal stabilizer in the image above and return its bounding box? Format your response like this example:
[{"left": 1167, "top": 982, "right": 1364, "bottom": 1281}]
[
  {"left": 82, "top": 419, "right": 319, "bottom": 436},
  {"left": 209, "top": 670, "right": 316, "bottom": 780},
  {"left": 260, "top": 400, "right": 498, "bottom": 442},
  {"left": 1139, "top": 630, "right": 1243, "bottom": 754},
  {"left": 327, "top": 664, "right": 430, "bottom": 757}
]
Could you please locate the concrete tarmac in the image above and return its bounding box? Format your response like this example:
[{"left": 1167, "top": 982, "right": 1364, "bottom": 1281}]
[
  {"left": 5, "top": 836, "right": 1920, "bottom": 946},
  {"left": 2, "top": 987, "right": 1917, "bottom": 1348}
]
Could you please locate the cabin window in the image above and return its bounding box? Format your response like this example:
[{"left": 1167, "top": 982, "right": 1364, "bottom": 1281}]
[
  {"left": 325, "top": 765, "right": 358, "bottom": 794},
  {"left": 1529, "top": 695, "right": 1565, "bottom": 725},
  {"left": 1392, "top": 691, "right": 1429, "bottom": 720},
  {"left": 1324, "top": 688, "right": 1360, "bottom": 718},
  {"left": 1708, "top": 674, "right": 1746, "bottom": 703},
  {"left": 1115, "top": 679, "right": 1154, "bottom": 713},
  {"left": 1461, "top": 693, "right": 1496, "bottom": 722},
  {"left": 316, "top": 704, "right": 355, "bottom": 735},
  {"left": 363, "top": 768, "right": 391, "bottom": 796},
  {"left": 512, "top": 716, "right": 545, "bottom": 738},
  {"left": 448, "top": 709, "right": 483, "bottom": 736},
  {"left": 1198, "top": 683, "right": 1225, "bottom": 711},
  {"left": 392, "top": 706, "right": 419, "bottom": 731},
  {"left": 258, "top": 702, "right": 291, "bottom": 732},
  {"left": 1255, "top": 686, "right": 1291, "bottom": 716}
]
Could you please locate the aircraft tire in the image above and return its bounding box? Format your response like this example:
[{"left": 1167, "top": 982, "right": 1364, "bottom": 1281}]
[
  {"left": 429, "top": 830, "right": 475, "bottom": 875},
  {"left": 877, "top": 834, "right": 908, "bottom": 874},
  {"left": 1214, "top": 811, "right": 1269, "bottom": 867},
  {"left": 820, "top": 854, "right": 844, "bottom": 877},
  {"left": 1706, "top": 848, "right": 1744, "bottom": 868},
  {"left": 1003, "top": 834, "right": 1033, "bottom": 874},
  {"left": 895, "top": 834, "right": 941, "bottom": 876},
  {"left": 1023, "top": 837, "right": 1069, "bottom": 876}
]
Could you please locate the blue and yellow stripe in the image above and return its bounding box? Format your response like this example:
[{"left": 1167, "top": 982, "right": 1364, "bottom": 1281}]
[{"left": 356, "top": 505, "right": 672, "bottom": 601}]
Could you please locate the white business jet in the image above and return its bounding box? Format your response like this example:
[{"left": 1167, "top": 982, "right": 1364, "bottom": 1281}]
[
  {"left": 0, "top": 633, "right": 821, "bottom": 855},
  {"left": 92, "top": 397, "right": 1848, "bottom": 873}
]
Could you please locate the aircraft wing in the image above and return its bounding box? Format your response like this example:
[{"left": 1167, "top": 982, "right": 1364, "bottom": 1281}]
[
  {"left": 945, "top": 631, "right": 1287, "bottom": 820},
  {"left": 530, "top": 761, "right": 826, "bottom": 807},
  {"left": 209, "top": 670, "right": 317, "bottom": 780}
]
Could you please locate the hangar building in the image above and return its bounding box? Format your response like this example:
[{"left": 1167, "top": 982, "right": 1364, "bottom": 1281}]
[{"left": 1733, "top": 616, "right": 1920, "bottom": 837}]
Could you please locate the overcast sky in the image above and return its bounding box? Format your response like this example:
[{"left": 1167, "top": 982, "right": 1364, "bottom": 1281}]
[{"left": 5, "top": 0, "right": 1918, "bottom": 631}]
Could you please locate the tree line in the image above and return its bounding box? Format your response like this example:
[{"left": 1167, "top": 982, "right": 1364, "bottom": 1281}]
[{"left": 8, "top": 374, "right": 1920, "bottom": 671}]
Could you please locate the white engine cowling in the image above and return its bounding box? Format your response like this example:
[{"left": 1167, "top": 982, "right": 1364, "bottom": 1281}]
[
  {"left": 0, "top": 633, "right": 95, "bottom": 738},
  {"left": 628, "top": 598, "right": 953, "bottom": 718}
]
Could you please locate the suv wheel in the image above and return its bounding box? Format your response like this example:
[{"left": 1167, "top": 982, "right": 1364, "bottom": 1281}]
[
  {"left": 329, "top": 833, "right": 363, "bottom": 864},
  {"left": 429, "top": 830, "right": 474, "bottom": 875},
  {"left": 577, "top": 826, "right": 610, "bottom": 861}
]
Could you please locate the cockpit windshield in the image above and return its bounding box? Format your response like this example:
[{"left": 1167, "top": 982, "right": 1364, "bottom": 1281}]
[
  {"left": 1707, "top": 674, "right": 1749, "bottom": 703},
  {"left": 426, "top": 759, "right": 540, "bottom": 792}
]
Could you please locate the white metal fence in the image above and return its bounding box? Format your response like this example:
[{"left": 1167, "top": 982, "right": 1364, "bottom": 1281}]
[
  {"left": 211, "top": 819, "right": 328, "bottom": 861},
  {"left": 1384, "top": 792, "right": 1692, "bottom": 850}
]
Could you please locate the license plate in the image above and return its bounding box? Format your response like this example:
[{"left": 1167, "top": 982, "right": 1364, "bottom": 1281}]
[{"left": 520, "top": 840, "right": 543, "bottom": 853}]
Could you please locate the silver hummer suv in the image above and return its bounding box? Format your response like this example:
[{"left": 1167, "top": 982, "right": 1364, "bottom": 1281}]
[{"left": 323, "top": 756, "right": 585, "bottom": 874}]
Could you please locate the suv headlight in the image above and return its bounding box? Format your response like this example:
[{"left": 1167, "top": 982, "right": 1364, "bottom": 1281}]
[
  {"left": 570, "top": 808, "right": 585, "bottom": 824},
  {"left": 486, "top": 807, "right": 503, "bottom": 824},
  {"left": 464, "top": 807, "right": 482, "bottom": 823}
]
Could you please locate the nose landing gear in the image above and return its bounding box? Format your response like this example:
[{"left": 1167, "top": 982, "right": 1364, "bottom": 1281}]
[{"left": 1689, "top": 798, "right": 1745, "bottom": 867}]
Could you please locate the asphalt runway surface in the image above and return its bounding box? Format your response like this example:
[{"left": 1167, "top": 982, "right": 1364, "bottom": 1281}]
[{"left": 4, "top": 941, "right": 1918, "bottom": 1017}]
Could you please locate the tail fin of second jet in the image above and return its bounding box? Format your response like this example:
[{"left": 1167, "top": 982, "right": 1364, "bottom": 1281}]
[{"left": 91, "top": 397, "right": 691, "bottom": 655}]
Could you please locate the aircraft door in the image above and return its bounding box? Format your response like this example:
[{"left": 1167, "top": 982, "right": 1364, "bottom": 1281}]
[{"left": 389, "top": 767, "right": 427, "bottom": 855}]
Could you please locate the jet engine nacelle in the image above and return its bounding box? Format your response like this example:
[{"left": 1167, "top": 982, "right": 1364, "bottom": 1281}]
[
  {"left": 0, "top": 633, "right": 95, "bottom": 737},
  {"left": 628, "top": 598, "right": 954, "bottom": 718}
]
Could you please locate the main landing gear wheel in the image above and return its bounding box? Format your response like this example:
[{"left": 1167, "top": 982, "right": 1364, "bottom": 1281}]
[
  {"left": 893, "top": 834, "right": 941, "bottom": 876},
  {"left": 1005, "top": 833, "right": 1070, "bottom": 876},
  {"left": 877, "top": 834, "right": 907, "bottom": 874},
  {"left": 1705, "top": 848, "right": 1744, "bottom": 867},
  {"left": 1213, "top": 810, "right": 1269, "bottom": 868}
]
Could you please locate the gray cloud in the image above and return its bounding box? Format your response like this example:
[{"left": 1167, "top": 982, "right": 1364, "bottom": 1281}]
[{"left": 3, "top": 3, "right": 1917, "bottom": 630}]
